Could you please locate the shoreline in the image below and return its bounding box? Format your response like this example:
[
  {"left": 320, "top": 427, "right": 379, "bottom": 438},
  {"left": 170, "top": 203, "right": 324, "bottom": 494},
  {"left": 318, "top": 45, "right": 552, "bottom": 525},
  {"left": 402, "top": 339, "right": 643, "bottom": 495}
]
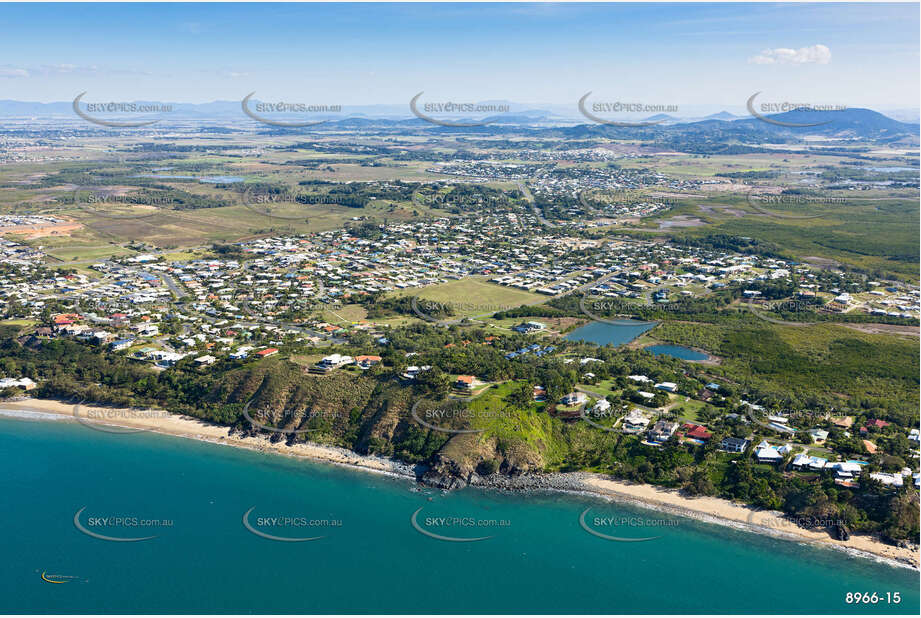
[
  {"left": 2, "top": 397, "right": 917, "bottom": 570},
  {"left": 0, "top": 398, "right": 418, "bottom": 482}
]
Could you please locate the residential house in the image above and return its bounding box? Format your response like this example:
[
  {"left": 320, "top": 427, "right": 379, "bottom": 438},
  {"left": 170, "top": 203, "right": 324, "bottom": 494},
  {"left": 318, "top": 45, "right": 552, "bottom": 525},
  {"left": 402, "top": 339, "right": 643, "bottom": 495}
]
[
  {"left": 755, "top": 442, "right": 785, "bottom": 464},
  {"left": 513, "top": 321, "right": 546, "bottom": 334},
  {"left": 355, "top": 355, "right": 382, "bottom": 369},
  {"left": 0, "top": 377, "right": 36, "bottom": 390},
  {"left": 560, "top": 392, "right": 588, "bottom": 406},
  {"left": 455, "top": 375, "right": 476, "bottom": 391},
  {"left": 869, "top": 472, "right": 904, "bottom": 487},
  {"left": 313, "top": 354, "right": 353, "bottom": 373},
  {"left": 682, "top": 423, "right": 712, "bottom": 441},
  {"left": 401, "top": 365, "right": 431, "bottom": 381},
  {"left": 110, "top": 339, "right": 134, "bottom": 351},
  {"left": 591, "top": 398, "right": 611, "bottom": 414},
  {"left": 647, "top": 420, "right": 678, "bottom": 443},
  {"left": 807, "top": 428, "right": 829, "bottom": 444},
  {"left": 791, "top": 454, "right": 828, "bottom": 471},
  {"left": 827, "top": 461, "right": 865, "bottom": 481},
  {"left": 719, "top": 437, "right": 750, "bottom": 453},
  {"left": 622, "top": 409, "right": 651, "bottom": 434}
]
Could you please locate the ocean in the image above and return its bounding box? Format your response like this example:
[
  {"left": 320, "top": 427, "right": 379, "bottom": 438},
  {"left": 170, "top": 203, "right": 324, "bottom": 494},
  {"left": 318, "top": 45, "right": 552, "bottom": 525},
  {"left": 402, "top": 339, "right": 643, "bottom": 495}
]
[{"left": 1, "top": 412, "right": 917, "bottom": 614}]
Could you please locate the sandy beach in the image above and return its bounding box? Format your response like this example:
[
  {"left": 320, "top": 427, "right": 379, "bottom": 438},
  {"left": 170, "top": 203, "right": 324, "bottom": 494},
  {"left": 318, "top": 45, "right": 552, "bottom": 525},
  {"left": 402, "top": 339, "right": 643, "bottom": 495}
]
[
  {"left": 580, "top": 476, "right": 918, "bottom": 569},
  {"left": 0, "top": 398, "right": 414, "bottom": 478},
  {"left": 2, "top": 397, "right": 917, "bottom": 569}
]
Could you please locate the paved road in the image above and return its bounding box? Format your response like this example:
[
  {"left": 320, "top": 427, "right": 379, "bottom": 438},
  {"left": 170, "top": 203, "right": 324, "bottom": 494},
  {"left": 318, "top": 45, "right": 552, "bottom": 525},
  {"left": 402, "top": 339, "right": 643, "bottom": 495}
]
[
  {"left": 517, "top": 181, "right": 554, "bottom": 228},
  {"left": 159, "top": 273, "right": 188, "bottom": 299}
]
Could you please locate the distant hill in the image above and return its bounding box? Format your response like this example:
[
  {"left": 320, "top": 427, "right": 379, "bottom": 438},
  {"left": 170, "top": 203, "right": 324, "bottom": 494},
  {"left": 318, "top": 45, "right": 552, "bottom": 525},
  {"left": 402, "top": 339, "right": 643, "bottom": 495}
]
[
  {"left": 0, "top": 98, "right": 916, "bottom": 143},
  {"left": 732, "top": 106, "right": 917, "bottom": 133},
  {"left": 705, "top": 111, "right": 738, "bottom": 121},
  {"left": 644, "top": 113, "right": 680, "bottom": 123}
]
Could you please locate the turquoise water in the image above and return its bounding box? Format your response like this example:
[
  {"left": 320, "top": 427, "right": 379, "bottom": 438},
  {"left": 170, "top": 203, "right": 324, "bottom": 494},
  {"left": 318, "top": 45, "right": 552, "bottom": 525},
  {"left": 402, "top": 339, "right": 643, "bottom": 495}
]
[
  {"left": 565, "top": 320, "right": 657, "bottom": 346},
  {"left": 645, "top": 344, "right": 709, "bottom": 361},
  {"left": 1, "top": 413, "right": 918, "bottom": 614}
]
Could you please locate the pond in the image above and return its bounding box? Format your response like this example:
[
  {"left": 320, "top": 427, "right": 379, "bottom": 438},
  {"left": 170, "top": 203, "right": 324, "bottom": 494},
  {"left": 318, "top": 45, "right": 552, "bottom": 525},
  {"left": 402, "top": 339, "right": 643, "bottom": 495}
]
[
  {"left": 564, "top": 320, "right": 656, "bottom": 346},
  {"left": 645, "top": 344, "right": 709, "bottom": 361}
]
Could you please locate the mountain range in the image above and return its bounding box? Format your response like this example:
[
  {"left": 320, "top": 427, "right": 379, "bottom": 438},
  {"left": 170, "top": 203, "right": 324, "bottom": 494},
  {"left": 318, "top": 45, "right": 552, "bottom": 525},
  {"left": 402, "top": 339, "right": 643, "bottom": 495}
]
[{"left": 0, "top": 99, "right": 917, "bottom": 140}]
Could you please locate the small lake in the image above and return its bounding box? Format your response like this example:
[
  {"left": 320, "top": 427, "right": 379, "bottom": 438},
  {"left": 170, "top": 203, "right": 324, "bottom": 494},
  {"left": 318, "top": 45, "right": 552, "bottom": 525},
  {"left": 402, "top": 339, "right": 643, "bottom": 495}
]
[
  {"left": 565, "top": 320, "right": 656, "bottom": 346},
  {"left": 862, "top": 166, "right": 917, "bottom": 173},
  {"left": 646, "top": 344, "right": 708, "bottom": 361}
]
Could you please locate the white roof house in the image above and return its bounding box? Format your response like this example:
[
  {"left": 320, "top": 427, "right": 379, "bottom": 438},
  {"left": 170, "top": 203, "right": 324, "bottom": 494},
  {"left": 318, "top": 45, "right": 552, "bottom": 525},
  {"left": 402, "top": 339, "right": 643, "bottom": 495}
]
[
  {"left": 561, "top": 392, "right": 588, "bottom": 406},
  {"left": 592, "top": 398, "right": 611, "bottom": 413},
  {"left": 755, "top": 442, "right": 785, "bottom": 462},
  {"left": 869, "top": 472, "right": 904, "bottom": 487}
]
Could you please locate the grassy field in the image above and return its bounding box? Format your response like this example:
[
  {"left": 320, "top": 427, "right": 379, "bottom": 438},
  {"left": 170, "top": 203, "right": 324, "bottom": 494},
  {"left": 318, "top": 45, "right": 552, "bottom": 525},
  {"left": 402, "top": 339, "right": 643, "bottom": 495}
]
[
  {"left": 319, "top": 304, "right": 368, "bottom": 324},
  {"left": 653, "top": 319, "right": 920, "bottom": 418},
  {"left": 640, "top": 192, "right": 919, "bottom": 280},
  {"left": 44, "top": 244, "right": 136, "bottom": 262},
  {"left": 394, "top": 278, "right": 546, "bottom": 317}
]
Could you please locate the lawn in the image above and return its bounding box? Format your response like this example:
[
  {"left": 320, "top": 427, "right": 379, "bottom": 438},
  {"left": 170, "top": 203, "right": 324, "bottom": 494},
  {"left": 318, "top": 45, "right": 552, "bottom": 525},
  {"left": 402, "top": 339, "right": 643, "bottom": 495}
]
[
  {"left": 673, "top": 397, "right": 707, "bottom": 423},
  {"left": 319, "top": 304, "right": 368, "bottom": 324},
  {"left": 394, "top": 278, "right": 545, "bottom": 318},
  {"left": 576, "top": 379, "right": 621, "bottom": 399}
]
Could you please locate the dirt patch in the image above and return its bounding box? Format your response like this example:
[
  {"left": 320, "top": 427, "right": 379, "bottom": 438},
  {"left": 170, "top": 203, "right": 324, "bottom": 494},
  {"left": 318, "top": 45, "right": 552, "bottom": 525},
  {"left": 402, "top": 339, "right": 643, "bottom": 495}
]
[
  {"left": 658, "top": 215, "right": 706, "bottom": 229},
  {"left": 802, "top": 256, "right": 841, "bottom": 269},
  {"left": 541, "top": 316, "right": 588, "bottom": 334},
  {"left": 0, "top": 217, "right": 83, "bottom": 239},
  {"left": 698, "top": 182, "right": 746, "bottom": 193},
  {"left": 843, "top": 323, "right": 920, "bottom": 337},
  {"left": 649, "top": 191, "right": 706, "bottom": 199}
]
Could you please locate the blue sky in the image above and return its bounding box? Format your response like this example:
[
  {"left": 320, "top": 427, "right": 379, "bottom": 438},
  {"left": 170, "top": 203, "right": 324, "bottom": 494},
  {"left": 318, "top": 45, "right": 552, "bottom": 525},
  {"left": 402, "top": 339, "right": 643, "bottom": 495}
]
[{"left": 0, "top": 2, "right": 918, "bottom": 108}]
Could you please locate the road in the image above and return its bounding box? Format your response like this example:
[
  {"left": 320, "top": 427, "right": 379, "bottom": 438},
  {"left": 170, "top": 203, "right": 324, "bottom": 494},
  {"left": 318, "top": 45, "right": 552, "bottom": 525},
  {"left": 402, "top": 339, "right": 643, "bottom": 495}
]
[
  {"left": 159, "top": 273, "right": 188, "bottom": 299},
  {"left": 517, "top": 181, "right": 554, "bottom": 228}
]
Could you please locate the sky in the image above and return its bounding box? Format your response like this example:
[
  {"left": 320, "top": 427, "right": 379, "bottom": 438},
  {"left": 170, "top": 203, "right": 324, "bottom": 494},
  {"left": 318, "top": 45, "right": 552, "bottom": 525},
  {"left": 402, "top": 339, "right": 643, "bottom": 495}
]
[{"left": 0, "top": 2, "right": 918, "bottom": 109}]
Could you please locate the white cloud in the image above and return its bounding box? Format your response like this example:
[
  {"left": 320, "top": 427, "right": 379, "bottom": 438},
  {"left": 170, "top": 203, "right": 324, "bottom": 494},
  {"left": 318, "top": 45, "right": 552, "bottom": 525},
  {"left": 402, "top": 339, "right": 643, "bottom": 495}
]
[
  {"left": 0, "top": 64, "right": 149, "bottom": 78},
  {"left": 0, "top": 66, "right": 29, "bottom": 78},
  {"left": 39, "top": 64, "right": 100, "bottom": 75},
  {"left": 748, "top": 44, "right": 831, "bottom": 65}
]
